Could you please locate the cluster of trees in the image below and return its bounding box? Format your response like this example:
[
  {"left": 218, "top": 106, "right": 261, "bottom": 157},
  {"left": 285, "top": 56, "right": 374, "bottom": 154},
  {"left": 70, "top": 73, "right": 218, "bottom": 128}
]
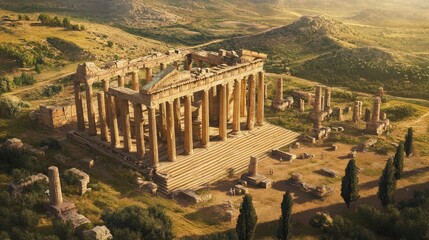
[
  {"left": 37, "top": 14, "right": 85, "bottom": 31},
  {"left": 0, "top": 73, "right": 36, "bottom": 94},
  {"left": 0, "top": 43, "right": 47, "bottom": 68},
  {"left": 18, "top": 15, "right": 30, "bottom": 21},
  {"left": 102, "top": 205, "right": 174, "bottom": 240}
]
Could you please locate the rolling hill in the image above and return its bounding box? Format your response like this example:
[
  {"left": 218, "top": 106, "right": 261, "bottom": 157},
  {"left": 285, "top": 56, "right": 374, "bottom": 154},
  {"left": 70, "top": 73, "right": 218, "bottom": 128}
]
[{"left": 206, "top": 15, "right": 429, "bottom": 99}]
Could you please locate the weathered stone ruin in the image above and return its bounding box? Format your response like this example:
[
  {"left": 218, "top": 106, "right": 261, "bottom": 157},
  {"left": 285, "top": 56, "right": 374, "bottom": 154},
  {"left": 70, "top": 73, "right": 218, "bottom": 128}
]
[
  {"left": 47, "top": 166, "right": 90, "bottom": 228},
  {"left": 67, "top": 48, "right": 300, "bottom": 195},
  {"left": 352, "top": 101, "right": 363, "bottom": 123},
  {"left": 173, "top": 189, "right": 212, "bottom": 204},
  {"left": 8, "top": 173, "right": 48, "bottom": 197},
  {"left": 83, "top": 226, "right": 113, "bottom": 240},
  {"left": 366, "top": 96, "right": 390, "bottom": 135},
  {"left": 241, "top": 156, "right": 272, "bottom": 188},
  {"left": 287, "top": 172, "right": 333, "bottom": 199},
  {"left": 272, "top": 78, "right": 293, "bottom": 111},
  {"left": 309, "top": 85, "right": 333, "bottom": 140},
  {"left": 65, "top": 168, "right": 90, "bottom": 196},
  {"left": 271, "top": 149, "right": 297, "bottom": 161}
]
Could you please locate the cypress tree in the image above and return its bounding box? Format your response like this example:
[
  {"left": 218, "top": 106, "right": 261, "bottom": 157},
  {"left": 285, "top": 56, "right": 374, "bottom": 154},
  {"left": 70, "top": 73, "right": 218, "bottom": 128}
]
[
  {"left": 236, "top": 194, "right": 258, "bottom": 240},
  {"left": 393, "top": 142, "right": 405, "bottom": 179},
  {"left": 340, "top": 159, "right": 360, "bottom": 208},
  {"left": 404, "top": 127, "right": 414, "bottom": 157},
  {"left": 277, "top": 191, "right": 293, "bottom": 240},
  {"left": 378, "top": 158, "right": 396, "bottom": 207}
]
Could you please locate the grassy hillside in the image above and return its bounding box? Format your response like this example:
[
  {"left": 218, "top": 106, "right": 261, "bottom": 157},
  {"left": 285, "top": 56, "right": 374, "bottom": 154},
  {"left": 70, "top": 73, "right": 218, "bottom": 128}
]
[{"left": 207, "top": 15, "right": 429, "bottom": 99}]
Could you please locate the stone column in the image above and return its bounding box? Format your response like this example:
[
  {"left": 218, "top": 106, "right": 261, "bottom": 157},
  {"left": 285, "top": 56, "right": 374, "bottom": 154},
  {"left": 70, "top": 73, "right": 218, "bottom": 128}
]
[
  {"left": 118, "top": 75, "right": 125, "bottom": 87},
  {"left": 174, "top": 98, "right": 182, "bottom": 136},
  {"left": 337, "top": 107, "right": 343, "bottom": 121},
  {"left": 121, "top": 99, "right": 132, "bottom": 152},
  {"left": 247, "top": 74, "right": 256, "bottom": 130},
  {"left": 240, "top": 77, "right": 247, "bottom": 117},
  {"left": 233, "top": 80, "right": 241, "bottom": 134},
  {"left": 201, "top": 90, "right": 210, "bottom": 147},
  {"left": 219, "top": 84, "right": 228, "bottom": 140},
  {"left": 85, "top": 83, "right": 97, "bottom": 136},
  {"left": 109, "top": 95, "right": 120, "bottom": 147},
  {"left": 185, "top": 55, "right": 193, "bottom": 70},
  {"left": 148, "top": 107, "right": 159, "bottom": 168},
  {"left": 146, "top": 67, "right": 153, "bottom": 82},
  {"left": 73, "top": 80, "right": 85, "bottom": 131},
  {"left": 257, "top": 72, "right": 265, "bottom": 126},
  {"left": 248, "top": 156, "right": 258, "bottom": 177},
  {"left": 184, "top": 95, "right": 193, "bottom": 155},
  {"left": 352, "top": 102, "right": 359, "bottom": 123},
  {"left": 299, "top": 99, "right": 305, "bottom": 112},
  {"left": 378, "top": 87, "right": 384, "bottom": 98},
  {"left": 134, "top": 103, "right": 145, "bottom": 160},
  {"left": 48, "top": 166, "right": 63, "bottom": 206},
  {"left": 275, "top": 78, "right": 284, "bottom": 102},
  {"left": 364, "top": 108, "right": 371, "bottom": 122},
  {"left": 97, "top": 92, "right": 109, "bottom": 142},
  {"left": 314, "top": 85, "right": 323, "bottom": 113},
  {"left": 132, "top": 71, "right": 139, "bottom": 91},
  {"left": 160, "top": 63, "right": 166, "bottom": 71},
  {"left": 159, "top": 102, "right": 168, "bottom": 142},
  {"left": 325, "top": 87, "right": 331, "bottom": 110},
  {"left": 102, "top": 80, "right": 111, "bottom": 129},
  {"left": 372, "top": 96, "right": 381, "bottom": 122},
  {"left": 357, "top": 101, "right": 363, "bottom": 117},
  {"left": 209, "top": 87, "right": 219, "bottom": 124},
  {"left": 166, "top": 101, "right": 177, "bottom": 161}
]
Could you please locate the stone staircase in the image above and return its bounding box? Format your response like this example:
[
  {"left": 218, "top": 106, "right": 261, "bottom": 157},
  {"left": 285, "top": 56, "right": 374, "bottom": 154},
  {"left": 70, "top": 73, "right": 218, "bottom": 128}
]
[{"left": 154, "top": 123, "right": 300, "bottom": 195}]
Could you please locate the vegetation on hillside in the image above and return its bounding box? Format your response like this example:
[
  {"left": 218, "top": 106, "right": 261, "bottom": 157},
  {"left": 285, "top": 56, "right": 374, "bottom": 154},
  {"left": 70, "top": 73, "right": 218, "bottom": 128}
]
[{"left": 46, "top": 37, "right": 95, "bottom": 61}]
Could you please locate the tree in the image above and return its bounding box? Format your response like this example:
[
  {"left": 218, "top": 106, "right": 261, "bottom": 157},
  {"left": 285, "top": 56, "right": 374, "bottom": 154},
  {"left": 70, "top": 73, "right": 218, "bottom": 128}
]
[
  {"left": 236, "top": 194, "right": 258, "bottom": 240},
  {"left": 378, "top": 158, "right": 396, "bottom": 207},
  {"left": 341, "top": 159, "right": 360, "bottom": 208},
  {"left": 277, "top": 191, "right": 293, "bottom": 240},
  {"left": 393, "top": 142, "right": 405, "bottom": 179},
  {"left": 404, "top": 127, "right": 414, "bottom": 157},
  {"left": 62, "top": 18, "right": 71, "bottom": 28}
]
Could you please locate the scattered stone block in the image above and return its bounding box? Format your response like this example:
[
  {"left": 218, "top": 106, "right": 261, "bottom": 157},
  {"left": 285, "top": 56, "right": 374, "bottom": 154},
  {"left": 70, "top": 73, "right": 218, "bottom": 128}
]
[
  {"left": 348, "top": 151, "right": 357, "bottom": 158},
  {"left": 175, "top": 190, "right": 212, "bottom": 204},
  {"left": 259, "top": 179, "right": 272, "bottom": 189},
  {"left": 330, "top": 145, "right": 338, "bottom": 151},
  {"left": 65, "top": 168, "right": 90, "bottom": 196},
  {"left": 83, "top": 225, "right": 113, "bottom": 240},
  {"left": 8, "top": 173, "right": 48, "bottom": 196},
  {"left": 234, "top": 184, "right": 249, "bottom": 195},
  {"left": 272, "top": 149, "right": 296, "bottom": 161},
  {"left": 337, "top": 127, "right": 344, "bottom": 132},
  {"left": 5, "top": 138, "right": 24, "bottom": 150},
  {"left": 320, "top": 168, "right": 339, "bottom": 178}
]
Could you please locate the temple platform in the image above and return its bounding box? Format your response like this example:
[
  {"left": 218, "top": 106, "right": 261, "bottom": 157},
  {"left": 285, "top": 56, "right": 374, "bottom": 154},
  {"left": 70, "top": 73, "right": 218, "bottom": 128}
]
[
  {"left": 69, "top": 123, "right": 300, "bottom": 195},
  {"left": 154, "top": 123, "right": 300, "bottom": 195}
]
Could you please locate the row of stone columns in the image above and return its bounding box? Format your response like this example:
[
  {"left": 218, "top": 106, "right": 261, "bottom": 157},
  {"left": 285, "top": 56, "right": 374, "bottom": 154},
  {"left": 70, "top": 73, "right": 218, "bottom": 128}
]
[{"left": 74, "top": 69, "right": 265, "bottom": 169}]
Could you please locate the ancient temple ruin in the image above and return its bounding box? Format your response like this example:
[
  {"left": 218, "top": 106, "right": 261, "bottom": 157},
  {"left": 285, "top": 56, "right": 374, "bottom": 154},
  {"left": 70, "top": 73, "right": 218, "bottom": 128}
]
[
  {"left": 69, "top": 49, "right": 300, "bottom": 195},
  {"left": 366, "top": 96, "right": 390, "bottom": 135},
  {"left": 309, "top": 85, "right": 332, "bottom": 139}
]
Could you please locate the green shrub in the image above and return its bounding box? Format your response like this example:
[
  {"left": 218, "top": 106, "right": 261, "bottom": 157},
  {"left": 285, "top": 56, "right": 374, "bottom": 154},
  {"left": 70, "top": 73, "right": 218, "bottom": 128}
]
[
  {"left": 0, "top": 97, "right": 24, "bottom": 119},
  {"left": 322, "top": 216, "right": 376, "bottom": 240},
  {"left": 383, "top": 105, "right": 418, "bottom": 121},
  {"left": 13, "top": 73, "right": 36, "bottom": 86},
  {"left": 42, "top": 84, "right": 63, "bottom": 97}
]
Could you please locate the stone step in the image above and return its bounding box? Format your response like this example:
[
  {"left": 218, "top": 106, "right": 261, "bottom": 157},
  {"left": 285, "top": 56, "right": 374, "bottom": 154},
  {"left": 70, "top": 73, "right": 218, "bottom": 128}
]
[{"left": 152, "top": 124, "right": 299, "bottom": 194}]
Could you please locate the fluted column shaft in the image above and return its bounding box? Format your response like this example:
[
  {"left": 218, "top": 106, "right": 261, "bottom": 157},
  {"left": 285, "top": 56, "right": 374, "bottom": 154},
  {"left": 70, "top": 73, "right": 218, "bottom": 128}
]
[
  {"left": 257, "top": 72, "right": 265, "bottom": 126},
  {"left": 134, "top": 103, "right": 145, "bottom": 160},
  {"left": 109, "top": 95, "right": 120, "bottom": 147},
  {"left": 97, "top": 92, "right": 109, "bottom": 141},
  {"left": 247, "top": 75, "right": 256, "bottom": 130},
  {"left": 73, "top": 80, "right": 85, "bottom": 131},
  {"left": 121, "top": 99, "right": 132, "bottom": 152},
  {"left": 201, "top": 90, "right": 210, "bottom": 147},
  {"left": 132, "top": 71, "right": 139, "bottom": 91},
  {"left": 146, "top": 67, "right": 153, "bottom": 82},
  {"left": 166, "top": 101, "right": 177, "bottom": 161},
  {"left": 174, "top": 98, "right": 182, "bottom": 136},
  {"left": 233, "top": 80, "right": 241, "bottom": 134},
  {"left": 148, "top": 107, "right": 159, "bottom": 168},
  {"left": 219, "top": 84, "right": 228, "bottom": 140},
  {"left": 184, "top": 95, "right": 193, "bottom": 155},
  {"left": 85, "top": 83, "right": 97, "bottom": 136},
  {"left": 240, "top": 78, "right": 247, "bottom": 117}
]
